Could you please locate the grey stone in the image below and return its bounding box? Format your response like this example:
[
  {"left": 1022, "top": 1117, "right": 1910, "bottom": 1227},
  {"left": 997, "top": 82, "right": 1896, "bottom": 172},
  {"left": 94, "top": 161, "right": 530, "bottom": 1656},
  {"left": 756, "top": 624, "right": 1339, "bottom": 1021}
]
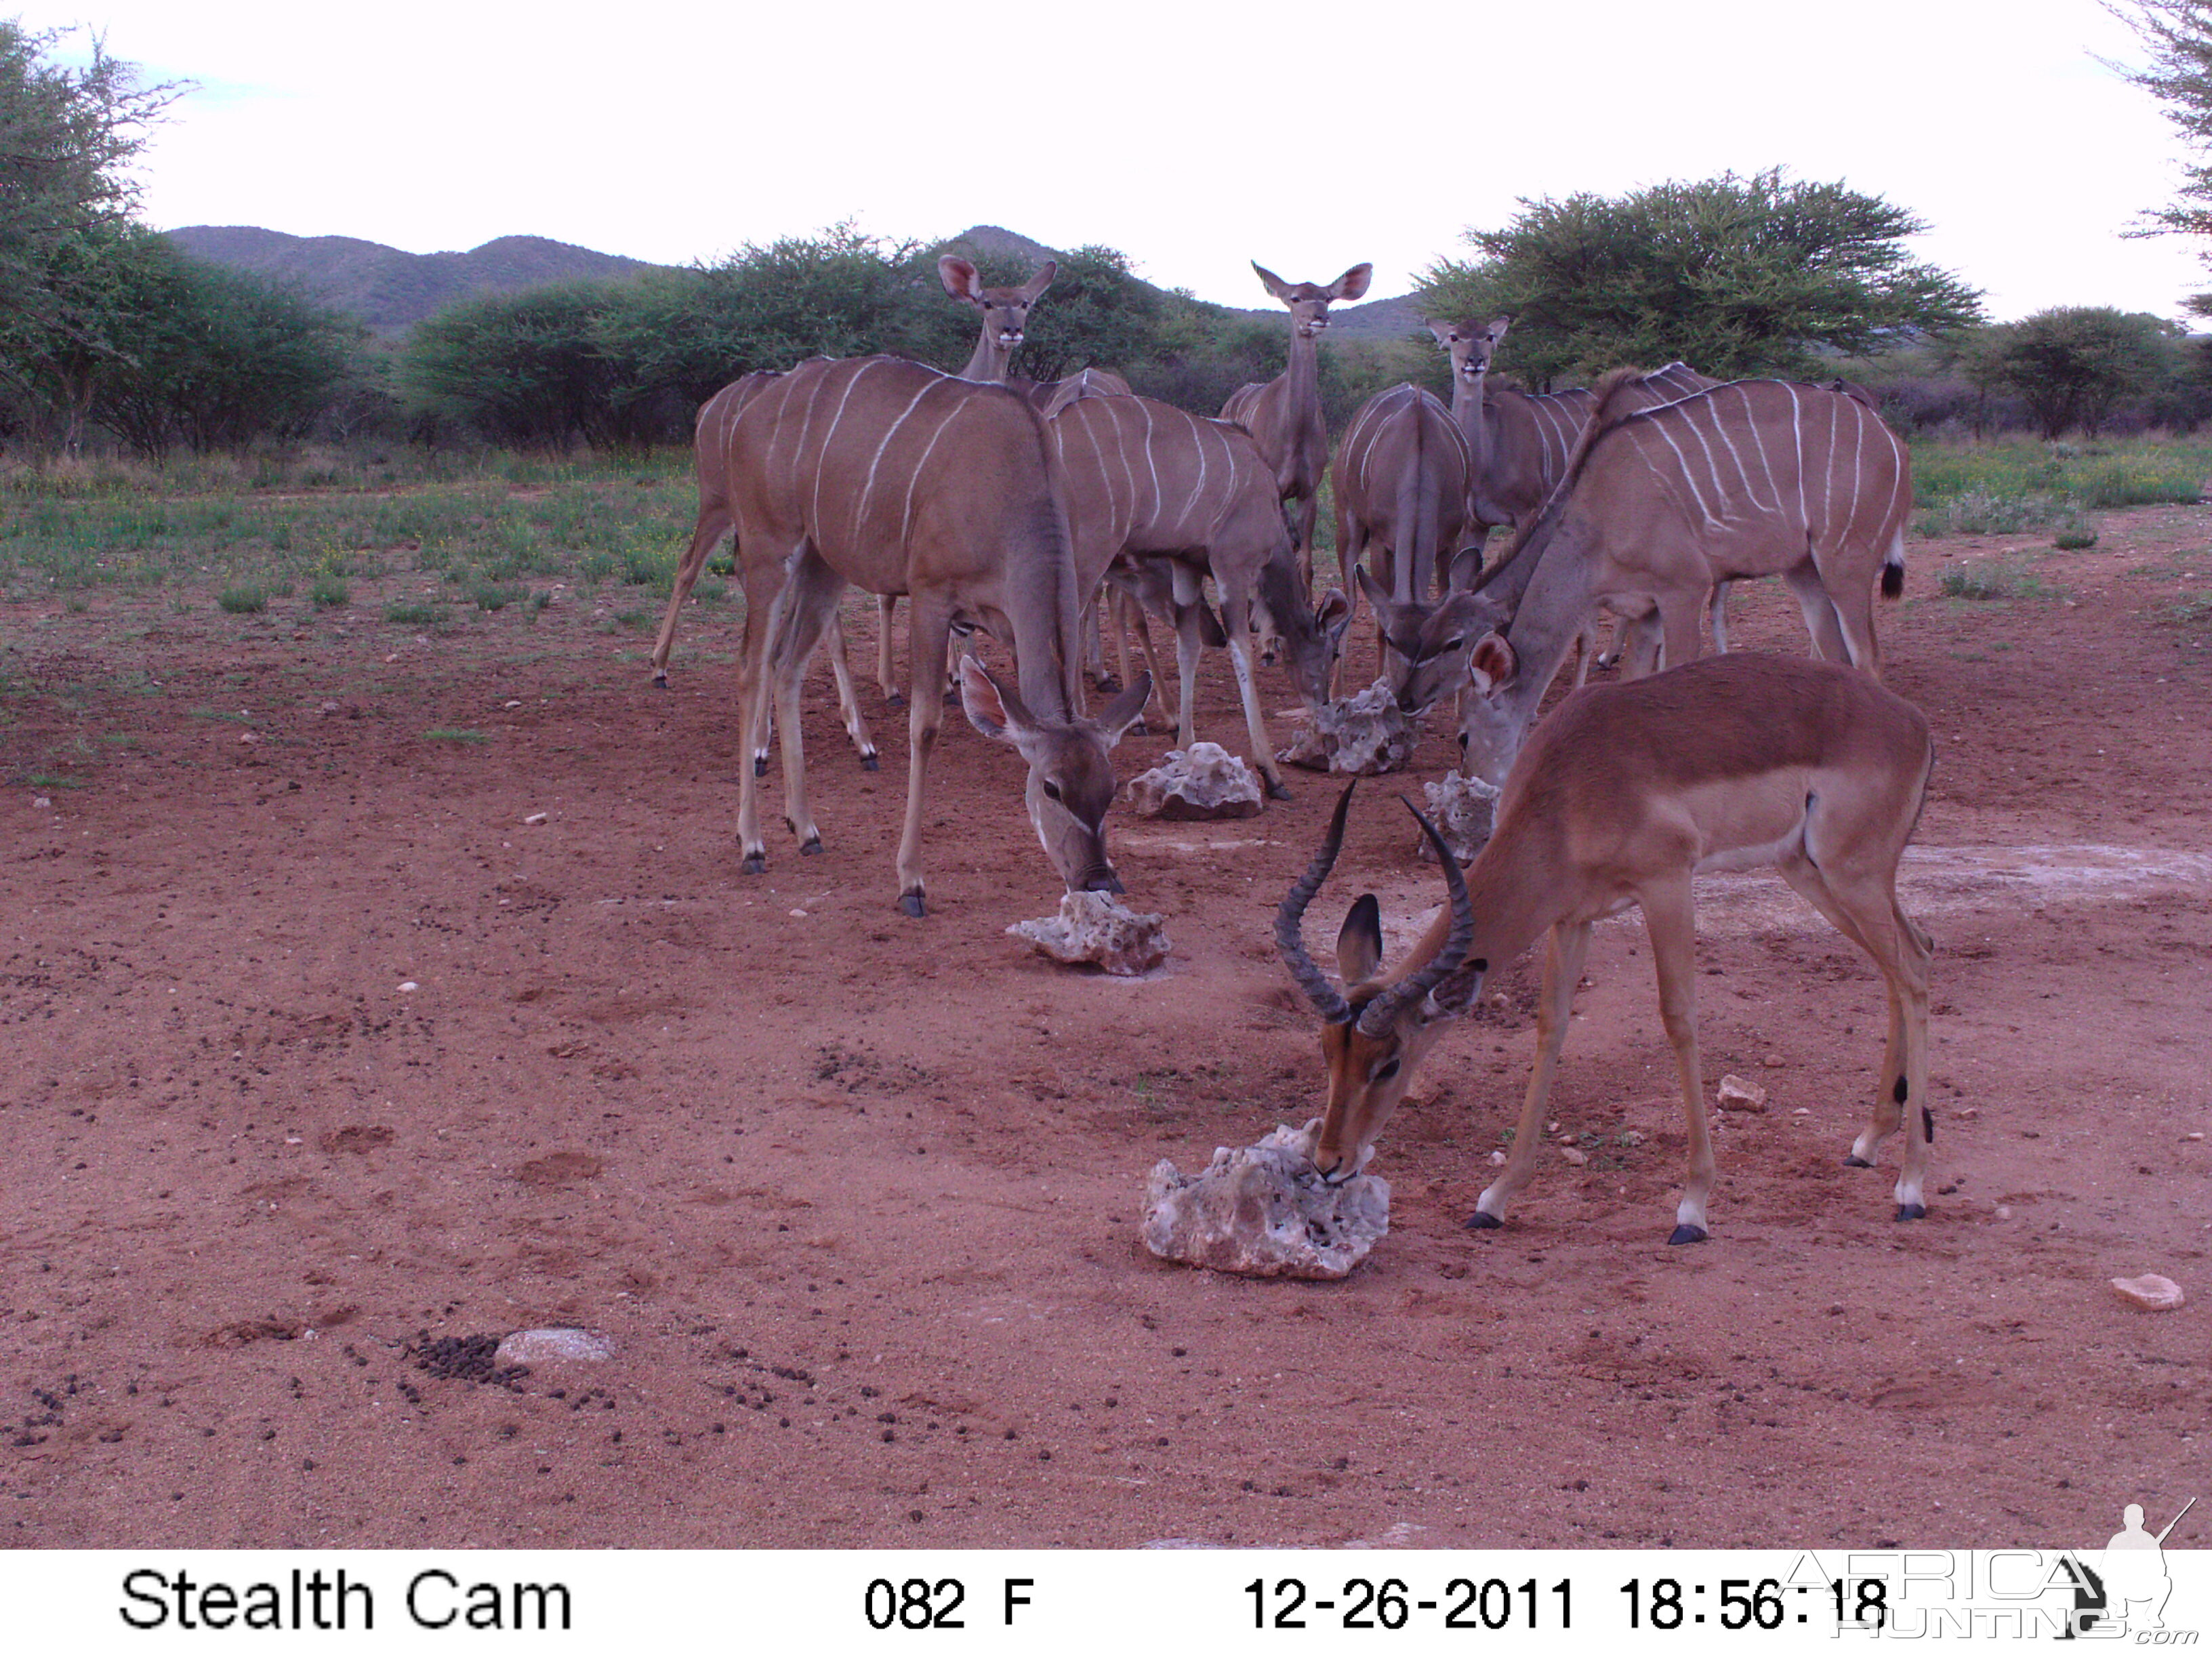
[
  {"left": 1008, "top": 890, "right": 1170, "bottom": 976},
  {"left": 2109, "top": 1273, "right": 2185, "bottom": 1311},
  {"left": 495, "top": 1327, "right": 616, "bottom": 1365},
  {"left": 1417, "top": 771, "right": 1501, "bottom": 863},
  {"left": 1125, "top": 742, "right": 1264, "bottom": 821},
  {"left": 1142, "top": 1121, "right": 1391, "bottom": 1279},
  {"left": 1277, "top": 679, "right": 1416, "bottom": 776},
  {"left": 1717, "top": 1073, "right": 1770, "bottom": 1112}
]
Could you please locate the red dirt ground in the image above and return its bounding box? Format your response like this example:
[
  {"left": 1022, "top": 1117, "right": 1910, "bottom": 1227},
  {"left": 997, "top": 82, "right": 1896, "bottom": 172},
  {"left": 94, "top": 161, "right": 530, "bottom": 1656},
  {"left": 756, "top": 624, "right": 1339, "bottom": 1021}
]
[{"left": 2, "top": 507, "right": 2207, "bottom": 1549}]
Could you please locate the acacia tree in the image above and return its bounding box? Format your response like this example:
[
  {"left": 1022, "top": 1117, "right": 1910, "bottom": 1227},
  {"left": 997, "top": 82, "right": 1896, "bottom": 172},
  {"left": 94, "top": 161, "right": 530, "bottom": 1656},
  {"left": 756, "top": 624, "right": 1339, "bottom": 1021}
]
[
  {"left": 1418, "top": 168, "right": 1984, "bottom": 385},
  {"left": 2105, "top": 1, "right": 2212, "bottom": 308},
  {"left": 1956, "top": 308, "right": 2176, "bottom": 438}
]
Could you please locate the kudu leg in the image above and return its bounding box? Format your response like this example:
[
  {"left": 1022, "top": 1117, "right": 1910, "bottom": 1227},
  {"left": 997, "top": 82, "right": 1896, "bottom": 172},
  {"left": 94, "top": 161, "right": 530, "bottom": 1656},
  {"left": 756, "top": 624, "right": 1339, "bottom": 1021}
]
[
  {"left": 767, "top": 555, "right": 849, "bottom": 855},
  {"left": 820, "top": 615, "right": 880, "bottom": 770},
  {"left": 1471, "top": 920, "right": 1591, "bottom": 1231},
  {"left": 651, "top": 507, "right": 731, "bottom": 687},
  {"left": 876, "top": 594, "right": 902, "bottom": 704},
  {"left": 895, "top": 593, "right": 958, "bottom": 917},
  {"left": 1216, "top": 586, "right": 1289, "bottom": 800},
  {"left": 1636, "top": 875, "right": 1717, "bottom": 1243},
  {"left": 1292, "top": 493, "right": 1320, "bottom": 596},
  {"left": 735, "top": 552, "right": 798, "bottom": 876},
  {"left": 1783, "top": 564, "right": 1853, "bottom": 666},
  {"left": 1708, "top": 581, "right": 1732, "bottom": 653}
]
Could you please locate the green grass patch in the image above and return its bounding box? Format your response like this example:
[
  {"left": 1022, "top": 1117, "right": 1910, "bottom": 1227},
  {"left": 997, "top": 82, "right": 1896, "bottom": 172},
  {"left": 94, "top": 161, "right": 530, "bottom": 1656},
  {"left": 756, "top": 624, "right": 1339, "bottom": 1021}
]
[
  {"left": 310, "top": 573, "right": 350, "bottom": 608},
  {"left": 1938, "top": 560, "right": 2065, "bottom": 601},
  {"left": 2165, "top": 593, "right": 2212, "bottom": 625},
  {"left": 384, "top": 601, "right": 444, "bottom": 626},
  {"left": 217, "top": 583, "right": 269, "bottom": 614},
  {"left": 188, "top": 708, "right": 255, "bottom": 724},
  {"left": 423, "top": 728, "right": 491, "bottom": 744},
  {"left": 2052, "top": 528, "right": 2100, "bottom": 551},
  {"left": 26, "top": 771, "right": 87, "bottom": 789},
  {"left": 467, "top": 581, "right": 527, "bottom": 612}
]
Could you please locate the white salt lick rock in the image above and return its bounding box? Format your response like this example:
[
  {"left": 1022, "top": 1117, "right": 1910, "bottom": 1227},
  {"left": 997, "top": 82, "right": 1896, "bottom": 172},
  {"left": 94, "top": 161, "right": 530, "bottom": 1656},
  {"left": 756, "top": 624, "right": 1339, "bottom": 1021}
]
[
  {"left": 1277, "top": 679, "right": 1416, "bottom": 776},
  {"left": 2109, "top": 1273, "right": 2185, "bottom": 1312},
  {"left": 1417, "top": 771, "right": 1501, "bottom": 863},
  {"left": 495, "top": 1327, "right": 617, "bottom": 1365},
  {"left": 1143, "top": 1121, "right": 1390, "bottom": 1279},
  {"left": 1124, "top": 743, "right": 1263, "bottom": 821},
  {"left": 1008, "top": 890, "right": 1170, "bottom": 976}
]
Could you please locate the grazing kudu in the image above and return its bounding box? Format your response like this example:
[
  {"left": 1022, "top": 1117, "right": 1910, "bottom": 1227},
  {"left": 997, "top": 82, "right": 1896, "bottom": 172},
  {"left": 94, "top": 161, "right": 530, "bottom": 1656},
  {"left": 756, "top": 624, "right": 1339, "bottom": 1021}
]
[
  {"left": 1045, "top": 391, "right": 1350, "bottom": 796},
  {"left": 1277, "top": 652, "right": 1938, "bottom": 1243},
  {"left": 1446, "top": 373, "right": 1912, "bottom": 787},
  {"left": 1221, "top": 261, "right": 1372, "bottom": 590},
  {"left": 718, "top": 354, "right": 1148, "bottom": 916},
  {"left": 1329, "top": 382, "right": 1471, "bottom": 683}
]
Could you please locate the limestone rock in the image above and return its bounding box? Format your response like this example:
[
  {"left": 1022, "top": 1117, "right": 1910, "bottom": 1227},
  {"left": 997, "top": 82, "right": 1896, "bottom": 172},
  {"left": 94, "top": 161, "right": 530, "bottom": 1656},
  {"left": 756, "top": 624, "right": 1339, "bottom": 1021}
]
[
  {"left": 1277, "top": 679, "right": 1416, "bottom": 775},
  {"left": 1416, "top": 771, "right": 1502, "bottom": 862},
  {"left": 1124, "top": 742, "right": 1264, "bottom": 821},
  {"left": 1008, "top": 890, "right": 1170, "bottom": 976},
  {"left": 1142, "top": 1120, "right": 1390, "bottom": 1279},
  {"left": 2109, "top": 1273, "right": 2185, "bottom": 1312},
  {"left": 495, "top": 1327, "right": 616, "bottom": 1364},
  {"left": 1717, "top": 1074, "right": 1769, "bottom": 1112}
]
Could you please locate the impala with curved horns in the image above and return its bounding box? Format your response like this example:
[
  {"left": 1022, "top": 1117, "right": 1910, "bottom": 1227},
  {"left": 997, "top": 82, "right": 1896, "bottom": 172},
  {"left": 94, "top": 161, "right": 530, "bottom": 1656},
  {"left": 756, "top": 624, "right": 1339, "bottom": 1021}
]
[{"left": 1276, "top": 652, "right": 1938, "bottom": 1244}]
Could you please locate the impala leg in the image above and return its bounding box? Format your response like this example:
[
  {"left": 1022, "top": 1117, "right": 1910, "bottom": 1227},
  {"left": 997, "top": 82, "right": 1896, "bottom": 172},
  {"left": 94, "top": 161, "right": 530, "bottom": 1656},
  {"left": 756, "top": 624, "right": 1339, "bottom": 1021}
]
[
  {"left": 1633, "top": 875, "right": 1715, "bottom": 1244},
  {"left": 876, "top": 594, "right": 902, "bottom": 705},
  {"left": 1471, "top": 920, "right": 1591, "bottom": 1231},
  {"left": 895, "top": 592, "right": 956, "bottom": 917},
  {"left": 821, "top": 614, "right": 878, "bottom": 770},
  {"left": 651, "top": 506, "right": 731, "bottom": 687},
  {"left": 1783, "top": 564, "right": 1852, "bottom": 665}
]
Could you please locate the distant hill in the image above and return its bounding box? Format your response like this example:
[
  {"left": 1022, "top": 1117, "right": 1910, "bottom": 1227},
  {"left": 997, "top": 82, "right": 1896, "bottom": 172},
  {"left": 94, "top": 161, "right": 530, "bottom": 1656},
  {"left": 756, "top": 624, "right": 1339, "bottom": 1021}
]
[
  {"left": 163, "top": 227, "right": 669, "bottom": 332},
  {"left": 166, "top": 222, "right": 1431, "bottom": 343}
]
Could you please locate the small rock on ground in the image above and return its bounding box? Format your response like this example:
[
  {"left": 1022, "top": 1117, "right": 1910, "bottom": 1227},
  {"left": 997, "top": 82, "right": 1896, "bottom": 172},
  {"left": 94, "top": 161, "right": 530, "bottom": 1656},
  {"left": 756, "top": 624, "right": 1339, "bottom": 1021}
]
[
  {"left": 1717, "top": 1074, "right": 1770, "bottom": 1112},
  {"left": 2109, "top": 1273, "right": 2185, "bottom": 1312},
  {"left": 495, "top": 1327, "right": 617, "bottom": 1364}
]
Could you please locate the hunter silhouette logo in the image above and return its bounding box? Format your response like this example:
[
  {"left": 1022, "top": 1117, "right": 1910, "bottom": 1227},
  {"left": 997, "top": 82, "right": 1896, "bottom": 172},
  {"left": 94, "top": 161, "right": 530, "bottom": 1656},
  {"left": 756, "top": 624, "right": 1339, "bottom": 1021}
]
[{"left": 2088, "top": 1497, "right": 2196, "bottom": 1637}]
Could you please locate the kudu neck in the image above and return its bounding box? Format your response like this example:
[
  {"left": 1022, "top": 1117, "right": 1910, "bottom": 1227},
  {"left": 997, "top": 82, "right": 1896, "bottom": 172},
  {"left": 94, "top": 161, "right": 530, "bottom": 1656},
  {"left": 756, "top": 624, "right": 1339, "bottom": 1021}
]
[
  {"left": 960, "top": 333, "right": 1012, "bottom": 384},
  {"left": 1452, "top": 371, "right": 1491, "bottom": 472}
]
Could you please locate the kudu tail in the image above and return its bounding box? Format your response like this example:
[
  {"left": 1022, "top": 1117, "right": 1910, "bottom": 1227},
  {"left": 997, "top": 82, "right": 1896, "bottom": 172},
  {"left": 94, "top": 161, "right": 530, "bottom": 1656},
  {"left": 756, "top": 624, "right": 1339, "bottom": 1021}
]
[{"left": 1881, "top": 529, "right": 1906, "bottom": 598}]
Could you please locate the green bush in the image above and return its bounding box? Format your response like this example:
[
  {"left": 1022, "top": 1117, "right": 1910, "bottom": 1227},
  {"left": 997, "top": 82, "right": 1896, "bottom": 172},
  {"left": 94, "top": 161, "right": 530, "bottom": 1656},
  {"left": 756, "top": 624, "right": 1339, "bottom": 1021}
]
[
  {"left": 310, "top": 573, "right": 349, "bottom": 607},
  {"left": 384, "top": 600, "right": 442, "bottom": 626},
  {"left": 217, "top": 583, "right": 268, "bottom": 613}
]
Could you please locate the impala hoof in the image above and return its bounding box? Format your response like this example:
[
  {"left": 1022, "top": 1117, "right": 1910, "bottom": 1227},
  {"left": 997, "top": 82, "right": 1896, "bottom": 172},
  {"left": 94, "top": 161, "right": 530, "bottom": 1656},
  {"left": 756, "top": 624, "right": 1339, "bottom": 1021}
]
[
  {"left": 860, "top": 753, "right": 879, "bottom": 771},
  {"left": 1895, "top": 1202, "right": 1926, "bottom": 1223},
  {"left": 1843, "top": 1154, "right": 1874, "bottom": 1168},
  {"left": 1464, "top": 1211, "right": 1502, "bottom": 1231},
  {"left": 898, "top": 893, "right": 926, "bottom": 919},
  {"left": 651, "top": 672, "right": 670, "bottom": 690},
  {"left": 1265, "top": 778, "right": 1292, "bottom": 803},
  {"left": 752, "top": 756, "right": 768, "bottom": 779},
  {"left": 741, "top": 853, "right": 766, "bottom": 876},
  {"left": 799, "top": 836, "right": 823, "bottom": 856},
  {"left": 1667, "top": 1224, "right": 1709, "bottom": 1246}
]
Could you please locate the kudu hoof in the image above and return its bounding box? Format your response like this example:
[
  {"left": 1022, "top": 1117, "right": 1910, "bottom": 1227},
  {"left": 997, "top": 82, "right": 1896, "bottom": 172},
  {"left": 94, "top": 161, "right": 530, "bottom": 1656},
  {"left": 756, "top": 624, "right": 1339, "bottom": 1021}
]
[
  {"left": 1463, "top": 1211, "right": 1502, "bottom": 1231},
  {"left": 1667, "top": 1223, "right": 1709, "bottom": 1246},
  {"left": 752, "top": 756, "right": 768, "bottom": 779},
  {"left": 741, "top": 853, "right": 766, "bottom": 876},
  {"left": 898, "top": 893, "right": 926, "bottom": 919},
  {"left": 651, "top": 672, "right": 670, "bottom": 690},
  {"left": 860, "top": 753, "right": 879, "bottom": 771},
  {"left": 798, "top": 834, "right": 823, "bottom": 856},
  {"left": 1265, "top": 781, "right": 1292, "bottom": 803},
  {"left": 1093, "top": 673, "right": 1122, "bottom": 695},
  {"left": 885, "top": 692, "right": 905, "bottom": 709},
  {"left": 1895, "top": 1202, "right": 1927, "bottom": 1223},
  {"left": 1842, "top": 1154, "right": 1875, "bottom": 1168}
]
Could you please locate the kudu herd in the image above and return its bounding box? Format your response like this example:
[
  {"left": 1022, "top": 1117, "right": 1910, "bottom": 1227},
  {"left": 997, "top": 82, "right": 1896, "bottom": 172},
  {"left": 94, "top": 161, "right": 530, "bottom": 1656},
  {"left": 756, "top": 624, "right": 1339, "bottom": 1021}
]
[{"left": 650, "top": 247, "right": 1940, "bottom": 1243}]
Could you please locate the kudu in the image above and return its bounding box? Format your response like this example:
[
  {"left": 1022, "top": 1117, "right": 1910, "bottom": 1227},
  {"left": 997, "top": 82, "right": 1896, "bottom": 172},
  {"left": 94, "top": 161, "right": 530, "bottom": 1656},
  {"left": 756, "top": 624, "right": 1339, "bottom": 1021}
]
[
  {"left": 1277, "top": 652, "right": 1938, "bottom": 1243},
  {"left": 1221, "top": 261, "right": 1372, "bottom": 590},
  {"left": 1044, "top": 390, "right": 1351, "bottom": 796},
  {"left": 717, "top": 354, "right": 1149, "bottom": 916},
  {"left": 1446, "top": 373, "right": 1912, "bottom": 787},
  {"left": 1328, "top": 382, "right": 1470, "bottom": 684}
]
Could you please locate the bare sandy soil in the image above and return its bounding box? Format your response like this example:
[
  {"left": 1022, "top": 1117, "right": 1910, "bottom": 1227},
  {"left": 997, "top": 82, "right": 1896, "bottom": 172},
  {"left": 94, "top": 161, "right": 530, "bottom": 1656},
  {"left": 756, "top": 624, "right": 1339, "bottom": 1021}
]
[{"left": 2, "top": 506, "right": 2207, "bottom": 1550}]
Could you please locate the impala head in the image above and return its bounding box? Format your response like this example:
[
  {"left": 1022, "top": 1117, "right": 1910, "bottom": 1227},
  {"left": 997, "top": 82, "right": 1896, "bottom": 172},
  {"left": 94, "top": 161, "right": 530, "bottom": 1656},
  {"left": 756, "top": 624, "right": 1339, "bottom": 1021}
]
[
  {"left": 1277, "top": 785, "right": 1481, "bottom": 1183},
  {"left": 959, "top": 656, "right": 1149, "bottom": 896},
  {"left": 940, "top": 255, "right": 1057, "bottom": 359},
  {"left": 1427, "top": 315, "right": 1511, "bottom": 393},
  {"left": 1252, "top": 260, "right": 1372, "bottom": 340}
]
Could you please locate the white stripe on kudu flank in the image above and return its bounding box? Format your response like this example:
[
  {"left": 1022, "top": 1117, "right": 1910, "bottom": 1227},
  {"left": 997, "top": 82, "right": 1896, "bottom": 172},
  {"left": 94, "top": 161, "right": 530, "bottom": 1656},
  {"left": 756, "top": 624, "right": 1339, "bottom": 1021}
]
[
  {"left": 1784, "top": 382, "right": 1807, "bottom": 531},
  {"left": 897, "top": 397, "right": 968, "bottom": 548},
  {"left": 1821, "top": 391, "right": 1840, "bottom": 548},
  {"left": 1139, "top": 401, "right": 1162, "bottom": 522},
  {"left": 1699, "top": 396, "right": 1762, "bottom": 514},
  {"left": 1671, "top": 406, "right": 1732, "bottom": 527},
  {"left": 1841, "top": 404, "right": 1867, "bottom": 549},
  {"left": 1114, "top": 404, "right": 1139, "bottom": 525},
  {"left": 1181, "top": 419, "right": 1210, "bottom": 529},
  {"left": 855, "top": 377, "right": 940, "bottom": 546},
  {"left": 1738, "top": 384, "right": 1781, "bottom": 510},
  {"left": 809, "top": 361, "right": 878, "bottom": 542},
  {"left": 1647, "top": 416, "right": 1723, "bottom": 529}
]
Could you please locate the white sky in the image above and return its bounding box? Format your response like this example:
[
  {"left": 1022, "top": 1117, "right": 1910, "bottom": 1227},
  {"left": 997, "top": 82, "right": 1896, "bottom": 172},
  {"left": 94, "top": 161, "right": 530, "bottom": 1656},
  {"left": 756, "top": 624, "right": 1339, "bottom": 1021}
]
[{"left": 16, "top": 0, "right": 2209, "bottom": 323}]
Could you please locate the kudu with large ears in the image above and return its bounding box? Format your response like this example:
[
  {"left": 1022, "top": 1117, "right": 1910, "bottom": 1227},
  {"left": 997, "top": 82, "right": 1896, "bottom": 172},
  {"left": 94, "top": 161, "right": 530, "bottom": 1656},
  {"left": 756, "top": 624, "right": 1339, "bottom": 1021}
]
[
  {"left": 940, "top": 255, "right": 1057, "bottom": 383},
  {"left": 1221, "top": 260, "right": 1373, "bottom": 591},
  {"left": 1276, "top": 783, "right": 1479, "bottom": 1179}
]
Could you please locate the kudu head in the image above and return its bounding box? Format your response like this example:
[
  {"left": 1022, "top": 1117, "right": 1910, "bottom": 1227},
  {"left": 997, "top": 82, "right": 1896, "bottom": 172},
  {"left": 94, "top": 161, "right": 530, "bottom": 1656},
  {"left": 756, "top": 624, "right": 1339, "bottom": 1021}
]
[
  {"left": 1427, "top": 315, "right": 1511, "bottom": 396},
  {"left": 1452, "top": 630, "right": 1525, "bottom": 787},
  {"left": 1277, "top": 784, "right": 1480, "bottom": 1183},
  {"left": 1252, "top": 261, "right": 1372, "bottom": 340},
  {"left": 958, "top": 656, "right": 1151, "bottom": 896},
  {"left": 940, "top": 255, "right": 1057, "bottom": 378},
  {"left": 1361, "top": 549, "right": 1509, "bottom": 716}
]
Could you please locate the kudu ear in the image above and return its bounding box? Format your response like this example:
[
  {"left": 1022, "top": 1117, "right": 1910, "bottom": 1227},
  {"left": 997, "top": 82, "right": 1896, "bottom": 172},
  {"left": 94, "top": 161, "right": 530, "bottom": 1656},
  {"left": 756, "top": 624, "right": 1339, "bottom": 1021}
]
[
  {"left": 938, "top": 254, "right": 983, "bottom": 304},
  {"left": 1019, "top": 260, "right": 1057, "bottom": 302},
  {"left": 1330, "top": 263, "right": 1374, "bottom": 303},
  {"left": 1336, "top": 893, "right": 1384, "bottom": 987},
  {"left": 1094, "top": 674, "right": 1151, "bottom": 747},
  {"left": 1314, "top": 586, "right": 1350, "bottom": 632},
  {"left": 1425, "top": 318, "right": 1454, "bottom": 348},
  {"left": 1354, "top": 562, "right": 1390, "bottom": 609},
  {"left": 1467, "top": 632, "right": 1518, "bottom": 695},
  {"left": 1483, "top": 314, "right": 1513, "bottom": 344},
  {"left": 1446, "top": 544, "right": 1486, "bottom": 592},
  {"left": 1251, "top": 261, "right": 1293, "bottom": 301},
  {"left": 958, "top": 655, "right": 1038, "bottom": 743}
]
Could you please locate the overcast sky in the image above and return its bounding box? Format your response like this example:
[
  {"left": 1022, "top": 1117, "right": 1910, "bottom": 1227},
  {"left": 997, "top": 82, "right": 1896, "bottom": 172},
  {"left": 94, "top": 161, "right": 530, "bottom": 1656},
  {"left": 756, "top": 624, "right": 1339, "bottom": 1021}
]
[{"left": 18, "top": 0, "right": 2207, "bottom": 323}]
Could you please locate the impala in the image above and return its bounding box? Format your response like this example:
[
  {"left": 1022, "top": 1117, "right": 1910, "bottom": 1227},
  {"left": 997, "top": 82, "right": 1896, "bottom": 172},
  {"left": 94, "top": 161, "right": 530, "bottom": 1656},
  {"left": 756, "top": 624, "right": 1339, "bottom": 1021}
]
[{"left": 1276, "top": 651, "right": 1938, "bottom": 1243}]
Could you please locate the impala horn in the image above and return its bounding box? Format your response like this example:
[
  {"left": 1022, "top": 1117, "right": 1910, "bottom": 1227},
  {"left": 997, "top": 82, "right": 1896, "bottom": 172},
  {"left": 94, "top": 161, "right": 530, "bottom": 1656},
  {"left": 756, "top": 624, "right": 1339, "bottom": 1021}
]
[
  {"left": 1355, "top": 799, "right": 1476, "bottom": 1037},
  {"left": 1275, "top": 782, "right": 1357, "bottom": 1025}
]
